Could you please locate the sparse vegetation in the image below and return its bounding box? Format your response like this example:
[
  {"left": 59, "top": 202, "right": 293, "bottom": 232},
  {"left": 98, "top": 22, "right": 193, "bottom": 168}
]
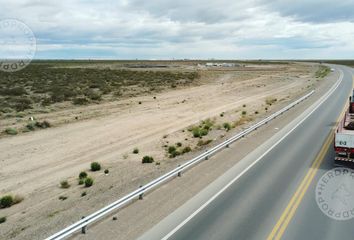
[
  {"left": 0, "top": 195, "right": 13, "bottom": 208},
  {"left": 4, "top": 128, "right": 17, "bottom": 135},
  {"left": 60, "top": 180, "right": 70, "bottom": 189},
  {"left": 142, "top": 156, "right": 154, "bottom": 163},
  {"left": 223, "top": 122, "right": 232, "bottom": 131},
  {"left": 182, "top": 146, "right": 192, "bottom": 153},
  {"left": 315, "top": 65, "right": 331, "bottom": 78},
  {"left": 84, "top": 177, "right": 94, "bottom": 187},
  {"left": 58, "top": 196, "right": 67, "bottom": 201},
  {"left": 0, "top": 195, "right": 23, "bottom": 208},
  {"left": 0, "top": 63, "right": 199, "bottom": 120},
  {"left": 78, "top": 179, "right": 84, "bottom": 185},
  {"left": 79, "top": 171, "right": 88, "bottom": 179},
  {"left": 265, "top": 97, "right": 277, "bottom": 106},
  {"left": 0, "top": 216, "right": 6, "bottom": 224},
  {"left": 197, "top": 139, "right": 213, "bottom": 146},
  {"left": 90, "top": 162, "right": 101, "bottom": 171},
  {"left": 133, "top": 148, "right": 139, "bottom": 154}
]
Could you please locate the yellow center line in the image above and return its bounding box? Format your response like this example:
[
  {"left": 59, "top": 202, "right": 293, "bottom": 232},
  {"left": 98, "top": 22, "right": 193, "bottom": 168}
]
[{"left": 267, "top": 74, "right": 350, "bottom": 240}]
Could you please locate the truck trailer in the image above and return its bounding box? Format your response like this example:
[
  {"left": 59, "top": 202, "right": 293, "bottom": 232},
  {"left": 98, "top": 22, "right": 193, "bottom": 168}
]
[{"left": 334, "top": 92, "right": 354, "bottom": 166}]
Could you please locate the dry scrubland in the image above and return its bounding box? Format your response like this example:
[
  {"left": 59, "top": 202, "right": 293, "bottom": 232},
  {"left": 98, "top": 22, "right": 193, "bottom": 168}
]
[{"left": 0, "top": 61, "right": 329, "bottom": 239}]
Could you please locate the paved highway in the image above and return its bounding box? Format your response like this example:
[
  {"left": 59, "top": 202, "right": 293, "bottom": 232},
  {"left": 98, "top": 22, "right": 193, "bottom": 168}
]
[{"left": 139, "top": 65, "right": 354, "bottom": 240}]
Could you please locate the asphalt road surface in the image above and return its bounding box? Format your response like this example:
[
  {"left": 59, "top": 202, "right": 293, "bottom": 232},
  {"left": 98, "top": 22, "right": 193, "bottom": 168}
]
[{"left": 139, "top": 65, "right": 354, "bottom": 240}]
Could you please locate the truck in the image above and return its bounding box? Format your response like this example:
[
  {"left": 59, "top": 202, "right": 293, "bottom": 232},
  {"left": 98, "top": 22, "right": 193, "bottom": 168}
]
[{"left": 334, "top": 92, "right": 354, "bottom": 166}]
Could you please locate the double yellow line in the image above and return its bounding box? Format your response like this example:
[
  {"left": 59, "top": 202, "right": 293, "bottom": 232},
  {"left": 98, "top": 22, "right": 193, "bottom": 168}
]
[{"left": 267, "top": 87, "right": 349, "bottom": 240}]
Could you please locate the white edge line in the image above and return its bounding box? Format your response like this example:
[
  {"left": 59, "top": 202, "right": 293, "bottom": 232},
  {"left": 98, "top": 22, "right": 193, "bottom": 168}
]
[{"left": 161, "top": 69, "right": 344, "bottom": 240}]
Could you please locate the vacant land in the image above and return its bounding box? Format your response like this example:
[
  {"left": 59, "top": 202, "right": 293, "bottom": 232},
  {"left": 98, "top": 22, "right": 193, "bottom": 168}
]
[{"left": 0, "top": 61, "right": 328, "bottom": 239}]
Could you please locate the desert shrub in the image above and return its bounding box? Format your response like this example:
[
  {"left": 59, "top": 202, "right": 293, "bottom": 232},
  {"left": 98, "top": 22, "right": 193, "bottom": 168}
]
[
  {"left": 223, "top": 122, "right": 232, "bottom": 131},
  {"left": 266, "top": 97, "right": 277, "bottom": 106},
  {"left": 79, "top": 171, "right": 87, "bottom": 179},
  {"left": 5, "top": 128, "right": 17, "bottom": 135},
  {"left": 12, "top": 97, "right": 32, "bottom": 111},
  {"left": 255, "top": 111, "right": 259, "bottom": 114},
  {"left": 192, "top": 128, "right": 201, "bottom": 138},
  {"left": 197, "top": 139, "right": 213, "bottom": 146},
  {"left": 104, "top": 169, "right": 109, "bottom": 174},
  {"left": 243, "top": 104, "right": 246, "bottom": 107},
  {"left": 176, "top": 142, "right": 182, "bottom": 147},
  {"left": 0, "top": 195, "right": 13, "bottom": 208},
  {"left": 220, "top": 112, "right": 224, "bottom": 117},
  {"left": 78, "top": 179, "right": 84, "bottom": 185},
  {"left": 182, "top": 146, "right": 192, "bottom": 153},
  {"left": 58, "top": 196, "right": 67, "bottom": 201},
  {"left": 242, "top": 111, "right": 247, "bottom": 115},
  {"left": 35, "top": 120, "right": 51, "bottom": 128},
  {"left": 0, "top": 87, "right": 27, "bottom": 96},
  {"left": 60, "top": 180, "right": 70, "bottom": 189},
  {"left": 84, "top": 177, "right": 94, "bottom": 187},
  {"left": 133, "top": 148, "right": 139, "bottom": 154},
  {"left": 0, "top": 216, "right": 6, "bottom": 224},
  {"left": 26, "top": 122, "right": 36, "bottom": 131},
  {"left": 168, "top": 146, "right": 177, "bottom": 154},
  {"left": 200, "top": 128, "right": 208, "bottom": 136},
  {"left": 142, "top": 156, "right": 154, "bottom": 164},
  {"left": 85, "top": 89, "right": 102, "bottom": 101},
  {"left": 90, "top": 162, "right": 101, "bottom": 171},
  {"left": 73, "top": 97, "right": 89, "bottom": 105},
  {"left": 81, "top": 192, "right": 87, "bottom": 197}
]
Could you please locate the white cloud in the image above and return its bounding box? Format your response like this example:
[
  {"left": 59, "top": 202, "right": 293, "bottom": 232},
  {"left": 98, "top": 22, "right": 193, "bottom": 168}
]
[{"left": 0, "top": 0, "right": 353, "bottom": 59}]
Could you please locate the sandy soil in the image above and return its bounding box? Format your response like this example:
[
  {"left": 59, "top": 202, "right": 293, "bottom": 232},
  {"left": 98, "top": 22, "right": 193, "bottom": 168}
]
[{"left": 0, "top": 62, "right": 322, "bottom": 239}]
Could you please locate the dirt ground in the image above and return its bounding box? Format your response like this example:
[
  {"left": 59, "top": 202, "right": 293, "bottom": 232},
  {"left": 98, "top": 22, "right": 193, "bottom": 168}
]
[{"left": 0, "top": 62, "right": 324, "bottom": 239}]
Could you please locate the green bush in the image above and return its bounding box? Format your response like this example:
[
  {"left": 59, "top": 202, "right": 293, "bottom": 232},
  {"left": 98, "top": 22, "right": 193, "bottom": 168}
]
[
  {"left": 73, "top": 97, "right": 89, "bottom": 105},
  {"left": 223, "top": 122, "right": 231, "bottom": 131},
  {"left": 5, "top": 128, "right": 17, "bottom": 135},
  {"left": 200, "top": 128, "right": 208, "bottom": 136},
  {"left": 0, "top": 216, "right": 6, "bottom": 224},
  {"left": 168, "top": 146, "right": 177, "bottom": 154},
  {"left": 78, "top": 179, "right": 84, "bottom": 185},
  {"left": 182, "top": 146, "right": 192, "bottom": 153},
  {"left": 26, "top": 122, "right": 36, "bottom": 131},
  {"left": 60, "top": 180, "right": 70, "bottom": 189},
  {"left": 133, "top": 148, "right": 139, "bottom": 154},
  {"left": 84, "top": 177, "right": 94, "bottom": 187},
  {"left": 58, "top": 196, "right": 67, "bottom": 201},
  {"left": 79, "top": 171, "right": 87, "bottom": 179},
  {"left": 90, "top": 162, "right": 101, "bottom": 171},
  {"left": 142, "top": 156, "right": 154, "bottom": 164},
  {"left": 35, "top": 120, "right": 51, "bottom": 128},
  {"left": 0, "top": 195, "right": 13, "bottom": 208},
  {"left": 192, "top": 128, "right": 201, "bottom": 138}
]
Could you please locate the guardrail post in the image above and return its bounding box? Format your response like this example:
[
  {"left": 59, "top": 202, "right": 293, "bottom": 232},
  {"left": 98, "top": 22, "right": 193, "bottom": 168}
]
[
  {"left": 139, "top": 185, "right": 144, "bottom": 200},
  {"left": 81, "top": 216, "right": 86, "bottom": 234},
  {"left": 178, "top": 165, "right": 182, "bottom": 177}
]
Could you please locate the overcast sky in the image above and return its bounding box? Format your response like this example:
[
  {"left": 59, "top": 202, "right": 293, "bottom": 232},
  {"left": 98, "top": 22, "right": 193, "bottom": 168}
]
[{"left": 1, "top": 0, "right": 354, "bottom": 59}]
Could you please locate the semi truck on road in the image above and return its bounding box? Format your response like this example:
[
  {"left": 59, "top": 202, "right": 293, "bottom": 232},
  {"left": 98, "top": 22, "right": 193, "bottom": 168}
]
[{"left": 334, "top": 92, "right": 354, "bottom": 166}]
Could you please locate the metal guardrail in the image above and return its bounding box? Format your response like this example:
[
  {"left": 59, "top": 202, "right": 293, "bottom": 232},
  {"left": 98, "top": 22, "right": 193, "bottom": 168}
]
[{"left": 46, "top": 90, "right": 315, "bottom": 240}]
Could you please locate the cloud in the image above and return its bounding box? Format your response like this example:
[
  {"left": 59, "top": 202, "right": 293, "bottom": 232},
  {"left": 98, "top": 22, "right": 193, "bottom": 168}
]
[
  {"left": 0, "top": 0, "right": 353, "bottom": 59},
  {"left": 261, "top": 0, "right": 354, "bottom": 23}
]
